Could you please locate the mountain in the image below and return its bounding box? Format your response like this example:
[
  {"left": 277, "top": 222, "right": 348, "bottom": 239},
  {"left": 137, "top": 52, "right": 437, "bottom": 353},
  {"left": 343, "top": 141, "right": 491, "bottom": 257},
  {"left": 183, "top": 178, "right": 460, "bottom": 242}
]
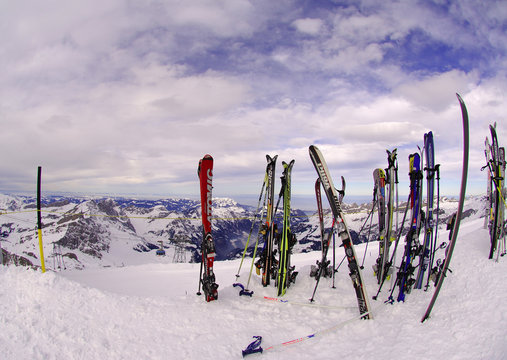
[{"left": 0, "top": 193, "right": 484, "bottom": 270}]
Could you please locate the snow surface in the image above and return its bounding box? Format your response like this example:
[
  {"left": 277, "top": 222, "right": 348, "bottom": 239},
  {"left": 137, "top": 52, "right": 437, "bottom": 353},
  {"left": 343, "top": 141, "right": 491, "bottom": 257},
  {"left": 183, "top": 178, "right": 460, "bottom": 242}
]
[{"left": 1, "top": 216, "right": 506, "bottom": 359}]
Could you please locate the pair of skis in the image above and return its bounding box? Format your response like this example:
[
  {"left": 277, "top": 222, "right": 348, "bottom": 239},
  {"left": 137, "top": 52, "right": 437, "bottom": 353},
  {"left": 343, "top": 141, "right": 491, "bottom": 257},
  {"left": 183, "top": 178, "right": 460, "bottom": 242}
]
[
  {"left": 393, "top": 152, "right": 423, "bottom": 302},
  {"left": 276, "top": 159, "right": 298, "bottom": 296},
  {"left": 257, "top": 156, "right": 298, "bottom": 296},
  {"left": 373, "top": 150, "right": 398, "bottom": 286},
  {"left": 483, "top": 123, "right": 506, "bottom": 260},
  {"left": 235, "top": 155, "right": 297, "bottom": 297},
  {"left": 257, "top": 155, "right": 278, "bottom": 288},
  {"left": 389, "top": 132, "right": 440, "bottom": 300},
  {"left": 415, "top": 132, "right": 441, "bottom": 290},
  {"left": 309, "top": 145, "right": 372, "bottom": 319},
  {"left": 197, "top": 155, "right": 219, "bottom": 302}
]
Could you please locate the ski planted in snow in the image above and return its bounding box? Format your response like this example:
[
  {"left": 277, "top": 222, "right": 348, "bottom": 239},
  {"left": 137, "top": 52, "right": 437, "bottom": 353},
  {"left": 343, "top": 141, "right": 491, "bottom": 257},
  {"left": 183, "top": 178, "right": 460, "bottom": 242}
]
[
  {"left": 372, "top": 168, "right": 387, "bottom": 284},
  {"left": 415, "top": 132, "right": 437, "bottom": 289},
  {"left": 484, "top": 137, "right": 492, "bottom": 230},
  {"left": 255, "top": 155, "right": 278, "bottom": 287},
  {"left": 486, "top": 124, "right": 503, "bottom": 259},
  {"left": 421, "top": 93, "right": 469, "bottom": 322},
  {"left": 375, "top": 150, "right": 399, "bottom": 286},
  {"left": 497, "top": 147, "right": 506, "bottom": 258},
  {"left": 309, "top": 145, "right": 372, "bottom": 318},
  {"left": 395, "top": 152, "right": 423, "bottom": 302},
  {"left": 276, "top": 160, "right": 298, "bottom": 296},
  {"left": 197, "top": 155, "right": 218, "bottom": 302}
]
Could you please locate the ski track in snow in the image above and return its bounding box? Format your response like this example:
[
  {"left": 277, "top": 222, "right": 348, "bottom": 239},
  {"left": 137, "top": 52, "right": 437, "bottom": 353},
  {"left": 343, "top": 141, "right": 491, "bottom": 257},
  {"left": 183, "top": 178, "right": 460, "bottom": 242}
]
[{"left": 1, "top": 216, "right": 507, "bottom": 359}]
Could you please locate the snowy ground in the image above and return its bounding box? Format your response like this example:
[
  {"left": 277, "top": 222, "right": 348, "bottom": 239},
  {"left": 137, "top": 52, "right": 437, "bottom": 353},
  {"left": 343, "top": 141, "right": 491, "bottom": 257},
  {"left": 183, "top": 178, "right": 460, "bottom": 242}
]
[{"left": 1, "top": 216, "right": 506, "bottom": 359}]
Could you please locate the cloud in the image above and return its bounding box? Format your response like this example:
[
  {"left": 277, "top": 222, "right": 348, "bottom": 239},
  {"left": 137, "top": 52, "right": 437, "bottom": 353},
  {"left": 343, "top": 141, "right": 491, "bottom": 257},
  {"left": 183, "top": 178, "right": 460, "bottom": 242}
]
[
  {"left": 393, "top": 70, "right": 479, "bottom": 112},
  {"left": 0, "top": 0, "right": 506, "bottom": 199},
  {"left": 292, "top": 18, "right": 324, "bottom": 35}
]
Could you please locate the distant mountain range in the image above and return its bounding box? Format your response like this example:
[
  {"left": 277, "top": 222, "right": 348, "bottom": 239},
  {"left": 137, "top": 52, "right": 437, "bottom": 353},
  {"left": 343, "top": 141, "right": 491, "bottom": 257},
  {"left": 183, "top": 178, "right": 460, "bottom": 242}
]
[{"left": 0, "top": 193, "right": 484, "bottom": 270}]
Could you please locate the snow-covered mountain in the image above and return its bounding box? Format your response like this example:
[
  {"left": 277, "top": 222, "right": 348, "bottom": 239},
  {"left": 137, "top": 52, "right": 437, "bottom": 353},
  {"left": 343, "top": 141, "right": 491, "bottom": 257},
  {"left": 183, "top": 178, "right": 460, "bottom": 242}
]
[{"left": 0, "top": 193, "right": 485, "bottom": 271}]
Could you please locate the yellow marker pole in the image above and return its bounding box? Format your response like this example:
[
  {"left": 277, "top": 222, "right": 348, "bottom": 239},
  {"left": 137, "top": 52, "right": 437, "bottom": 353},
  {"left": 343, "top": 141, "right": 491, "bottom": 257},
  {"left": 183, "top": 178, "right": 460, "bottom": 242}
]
[{"left": 37, "top": 166, "right": 46, "bottom": 273}]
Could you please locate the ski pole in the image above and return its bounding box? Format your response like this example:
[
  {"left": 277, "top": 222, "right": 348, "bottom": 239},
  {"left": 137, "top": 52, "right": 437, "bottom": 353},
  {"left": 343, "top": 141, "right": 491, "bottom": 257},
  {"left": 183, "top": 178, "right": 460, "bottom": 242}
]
[
  {"left": 360, "top": 203, "right": 375, "bottom": 269},
  {"left": 358, "top": 191, "right": 376, "bottom": 269},
  {"left": 236, "top": 179, "right": 267, "bottom": 278},
  {"left": 335, "top": 254, "right": 346, "bottom": 272},
  {"left": 197, "top": 251, "right": 203, "bottom": 296},
  {"left": 332, "top": 231, "right": 336, "bottom": 288}
]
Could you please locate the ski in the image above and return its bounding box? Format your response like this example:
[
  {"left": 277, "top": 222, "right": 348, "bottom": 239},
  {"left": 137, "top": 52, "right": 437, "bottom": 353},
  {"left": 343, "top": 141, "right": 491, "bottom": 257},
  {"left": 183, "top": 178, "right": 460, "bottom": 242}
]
[
  {"left": 315, "top": 178, "right": 326, "bottom": 259},
  {"left": 374, "top": 194, "right": 410, "bottom": 301},
  {"left": 308, "top": 145, "right": 372, "bottom": 318},
  {"left": 197, "top": 155, "right": 218, "bottom": 302},
  {"left": 256, "top": 155, "right": 278, "bottom": 287},
  {"left": 276, "top": 160, "right": 298, "bottom": 296},
  {"left": 487, "top": 124, "right": 503, "bottom": 259},
  {"left": 415, "top": 132, "right": 436, "bottom": 289},
  {"left": 421, "top": 93, "right": 469, "bottom": 322},
  {"left": 497, "top": 147, "right": 506, "bottom": 259},
  {"left": 381, "top": 149, "right": 398, "bottom": 285},
  {"left": 425, "top": 162, "right": 441, "bottom": 290},
  {"left": 237, "top": 158, "right": 275, "bottom": 295},
  {"left": 396, "top": 152, "right": 423, "bottom": 302},
  {"left": 484, "top": 137, "right": 492, "bottom": 229},
  {"left": 372, "top": 168, "right": 386, "bottom": 284}
]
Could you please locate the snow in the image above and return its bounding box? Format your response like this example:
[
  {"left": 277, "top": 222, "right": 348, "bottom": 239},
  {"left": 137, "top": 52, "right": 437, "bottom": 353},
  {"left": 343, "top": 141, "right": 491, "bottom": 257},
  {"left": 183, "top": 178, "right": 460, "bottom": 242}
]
[{"left": 1, "top": 215, "right": 506, "bottom": 359}]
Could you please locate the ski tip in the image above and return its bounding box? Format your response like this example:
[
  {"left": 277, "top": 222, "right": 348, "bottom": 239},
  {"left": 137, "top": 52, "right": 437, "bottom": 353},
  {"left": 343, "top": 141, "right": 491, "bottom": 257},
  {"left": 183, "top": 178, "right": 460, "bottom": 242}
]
[
  {"left": 266, "top": 154, "right": 278, "bottom": 163},
  {"left": 283, "top": 159, "right": 295, "bottom": 168},
  {"left": 309, "top": 144, "right": 318, "bottom": 153}
]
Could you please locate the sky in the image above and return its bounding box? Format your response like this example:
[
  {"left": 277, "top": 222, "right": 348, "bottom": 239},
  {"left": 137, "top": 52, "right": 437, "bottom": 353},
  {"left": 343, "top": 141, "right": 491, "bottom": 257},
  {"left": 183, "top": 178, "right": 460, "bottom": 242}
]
[{"left": 1, "top": 0, "right": 507, "bottom": 204}]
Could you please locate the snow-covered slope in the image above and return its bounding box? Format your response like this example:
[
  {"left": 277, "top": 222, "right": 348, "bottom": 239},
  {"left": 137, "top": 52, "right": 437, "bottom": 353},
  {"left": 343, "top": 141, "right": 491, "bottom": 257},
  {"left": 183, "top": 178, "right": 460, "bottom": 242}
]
[{"left": 0, "top": 205, "right": 505, "bottom": 359}]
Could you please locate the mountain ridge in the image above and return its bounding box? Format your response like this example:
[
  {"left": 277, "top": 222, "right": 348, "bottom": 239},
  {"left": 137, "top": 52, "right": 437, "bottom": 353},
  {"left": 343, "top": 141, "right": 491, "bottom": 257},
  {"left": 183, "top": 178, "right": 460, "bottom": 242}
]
[{"left": 0, "top": 193, "right": 484, "bottom": 270}]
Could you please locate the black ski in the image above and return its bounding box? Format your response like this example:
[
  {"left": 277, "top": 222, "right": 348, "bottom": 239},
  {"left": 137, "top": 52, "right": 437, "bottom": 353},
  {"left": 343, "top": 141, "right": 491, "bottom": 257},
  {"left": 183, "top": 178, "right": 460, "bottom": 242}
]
[
  {"left": 395, "top": 152, "right": 423, "bottom": 302},
  {"left": 256, "top": 155, "right": 278, "bottom": 287},
  {"left": 487, "top": 124, "right": 502, "bottom": 259},
  {"left": 373, "top": 168, "right": 387, "bottom": 284},
  {"left": 421, "top": 93, "right": 469, "bottom": 322},
  {"left": 276, "top": 160, "right": 298, "bottom": 296},
  {"left": 415, "top": 131, "right": 436, "bottom": 289},
  {"left": 309, "top": 145, "right": 372, "bottom": 318}
]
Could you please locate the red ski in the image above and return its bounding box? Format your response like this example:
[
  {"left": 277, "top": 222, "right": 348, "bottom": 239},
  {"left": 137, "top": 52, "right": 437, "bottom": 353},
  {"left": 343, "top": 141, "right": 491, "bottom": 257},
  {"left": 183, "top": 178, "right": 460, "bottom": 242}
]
[{"left": 197, "top": 155, "right": 218, "bottom": 302}]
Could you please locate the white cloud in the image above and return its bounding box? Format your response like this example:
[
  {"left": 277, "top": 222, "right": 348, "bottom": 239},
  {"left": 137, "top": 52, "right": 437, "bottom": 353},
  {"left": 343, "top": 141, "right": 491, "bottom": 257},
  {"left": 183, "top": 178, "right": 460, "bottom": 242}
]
[
  {"left": 165, "top": 0, "right": 256, "bottom": 37},
  {"left": 393, "top": 70, "right": 479, "bottom": 112},
  {"left": 292, "top": 18, "right": 324, "bottom": 35}
]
